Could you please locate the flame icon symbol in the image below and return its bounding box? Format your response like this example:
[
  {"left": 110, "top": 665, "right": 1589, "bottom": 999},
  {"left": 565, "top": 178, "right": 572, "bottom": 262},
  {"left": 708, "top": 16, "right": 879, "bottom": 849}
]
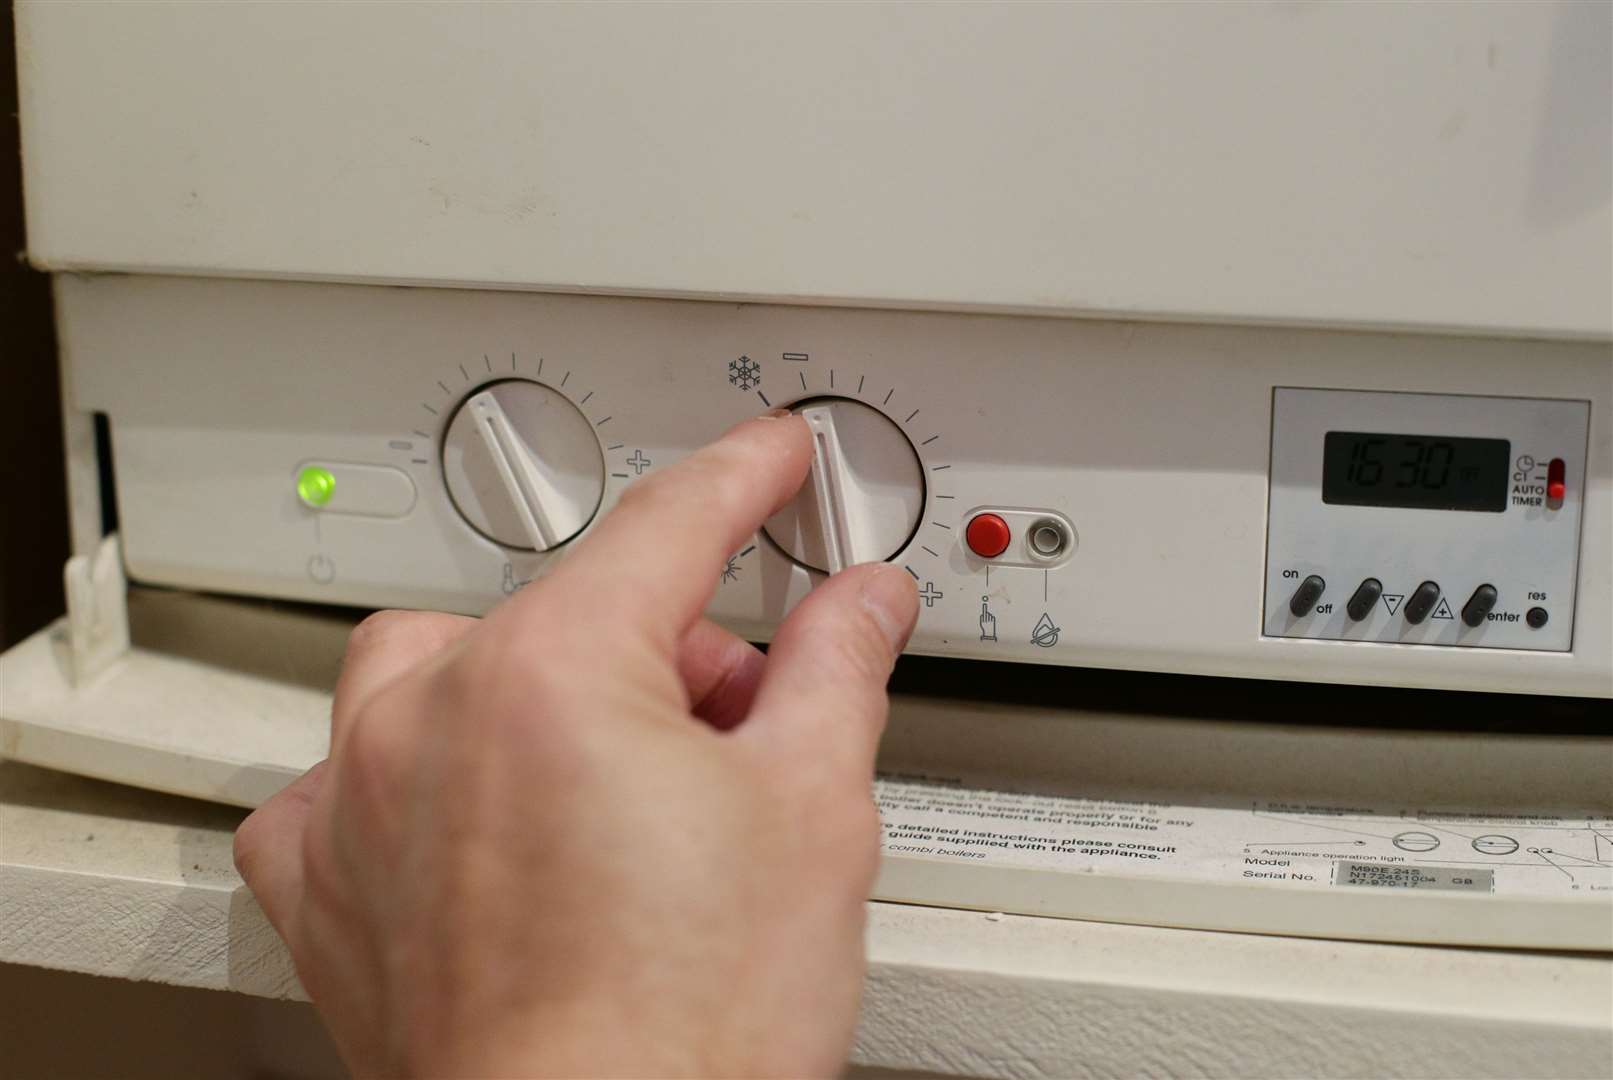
[{"left": 1030, "top": 612, "right": 1061, "bottom": 648}]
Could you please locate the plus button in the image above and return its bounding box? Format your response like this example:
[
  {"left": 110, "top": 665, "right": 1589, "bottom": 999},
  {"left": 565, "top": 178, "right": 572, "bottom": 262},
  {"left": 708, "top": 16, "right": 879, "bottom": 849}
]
[
  {"left": 626, "top": 449, "right": 652, "bottom": 475},
  {"left": 918, "top": 582, "right": 944, "bottom": 607}
]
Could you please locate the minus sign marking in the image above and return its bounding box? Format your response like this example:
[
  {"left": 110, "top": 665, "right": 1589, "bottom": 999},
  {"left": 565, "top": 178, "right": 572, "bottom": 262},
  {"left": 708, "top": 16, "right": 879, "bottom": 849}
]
[
  {"left": 411, "top": 458, "right": 429, "bottom": 465},
  {"left": 921, "top": 545, "right": 940, "bottom": 557},
  {"left": 932, "top": 464, "right": 951, "bottom": 471},
  {"left": 607, "top": 443, "right": 625, "bottom": 451},
  {"left": 932, "top": 521, "right": 951, "bottom": 529},
  {"left": 611, "top": 473, "right": 630, "bottom": 479},
  {"left": 904, "top": 565, "right": 920, "bottom": 580},
  {"left": 739, "top": 544, "right": 756, "bottom": 557},
  {"left": 935, "top": 494, "right": 956, "bottom": 499},
  {"left": 413, "top": 429, "right": 431, "bottom": 439}
]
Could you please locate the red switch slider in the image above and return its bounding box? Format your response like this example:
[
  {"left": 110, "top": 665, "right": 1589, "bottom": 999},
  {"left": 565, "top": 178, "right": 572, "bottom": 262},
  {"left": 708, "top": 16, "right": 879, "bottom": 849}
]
[
  {"left": 966, "top": 513, "right": 1012, "bottom": 558},
  {"left": 1547, "top": 458, "right": 1566, "bottom": 503}
]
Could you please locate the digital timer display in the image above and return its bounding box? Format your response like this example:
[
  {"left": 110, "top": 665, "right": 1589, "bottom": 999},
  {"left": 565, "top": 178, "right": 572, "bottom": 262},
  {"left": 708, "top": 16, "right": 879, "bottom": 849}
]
[{"left": 1321, "top": 431, "right": 1509, "bottom": 512}]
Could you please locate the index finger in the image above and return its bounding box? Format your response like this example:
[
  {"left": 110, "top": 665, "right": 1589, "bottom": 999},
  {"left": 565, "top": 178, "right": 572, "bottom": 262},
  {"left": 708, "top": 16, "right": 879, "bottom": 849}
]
[{"left": 504, "top": 410, "right": 812, "bottom": 652}]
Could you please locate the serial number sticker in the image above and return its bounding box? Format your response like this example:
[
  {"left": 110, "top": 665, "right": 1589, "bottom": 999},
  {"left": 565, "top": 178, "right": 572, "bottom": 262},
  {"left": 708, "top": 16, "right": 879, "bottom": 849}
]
[{"left": 1333, "top": 861, "right": 1494, "bottom": 893}]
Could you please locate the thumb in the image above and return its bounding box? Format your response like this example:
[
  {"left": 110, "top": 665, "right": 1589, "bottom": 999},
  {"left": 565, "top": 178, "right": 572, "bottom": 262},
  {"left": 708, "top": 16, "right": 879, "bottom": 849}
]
[{"left": 740, "top": 563, "right": 917, "bottom": 781}]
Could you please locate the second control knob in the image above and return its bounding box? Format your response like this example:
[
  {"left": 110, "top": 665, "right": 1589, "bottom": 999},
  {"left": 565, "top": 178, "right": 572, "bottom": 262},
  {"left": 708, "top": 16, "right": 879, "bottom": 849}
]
[
  {"left": 441, "top": 379, "right": 606, "bottom": 551},
  {"left": 763, "top": 398, "right": 925, "bottom": 573}
]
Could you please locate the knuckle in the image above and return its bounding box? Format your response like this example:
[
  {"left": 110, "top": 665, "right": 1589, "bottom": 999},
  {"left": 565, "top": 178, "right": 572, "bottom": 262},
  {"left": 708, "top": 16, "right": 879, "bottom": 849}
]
[
  {"left": 232, "top": 812, "right": 267, "bottom": 882},
  {"left": 344, "top": 609, "right": 422, "bottom": 660}
]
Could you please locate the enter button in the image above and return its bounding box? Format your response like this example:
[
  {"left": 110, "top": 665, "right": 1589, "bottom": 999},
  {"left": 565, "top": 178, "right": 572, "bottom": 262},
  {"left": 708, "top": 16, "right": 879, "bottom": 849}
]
[{"left": 1461, "top": 584, "right": 1499, "bottom": 628}]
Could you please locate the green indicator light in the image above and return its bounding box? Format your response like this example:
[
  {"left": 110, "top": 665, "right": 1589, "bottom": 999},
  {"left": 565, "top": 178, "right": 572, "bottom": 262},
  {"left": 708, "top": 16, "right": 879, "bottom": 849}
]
[{"left": 297, "top": 466, "right": 336, "bottom": 507}]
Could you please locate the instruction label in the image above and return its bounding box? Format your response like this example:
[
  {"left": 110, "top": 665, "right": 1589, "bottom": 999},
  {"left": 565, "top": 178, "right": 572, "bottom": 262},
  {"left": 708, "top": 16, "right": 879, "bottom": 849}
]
[{"left": 875, "top": 775, "right": 1612, "bottom": 900}]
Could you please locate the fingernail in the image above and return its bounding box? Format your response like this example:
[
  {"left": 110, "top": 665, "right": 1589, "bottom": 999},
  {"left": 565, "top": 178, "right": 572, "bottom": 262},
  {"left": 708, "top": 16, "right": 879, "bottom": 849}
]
[
  {"left": 758, "top": 407, "right": 792, "bottom": 420},
  {"left": 860, "top": 564, "right": 919, "bottom": 653}
]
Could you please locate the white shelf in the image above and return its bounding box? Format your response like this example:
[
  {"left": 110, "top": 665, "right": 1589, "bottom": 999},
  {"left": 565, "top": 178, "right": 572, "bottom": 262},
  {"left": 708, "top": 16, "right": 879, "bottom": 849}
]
[{"left": 5, "top": 761, "right": 1610, "bottom": 1079}]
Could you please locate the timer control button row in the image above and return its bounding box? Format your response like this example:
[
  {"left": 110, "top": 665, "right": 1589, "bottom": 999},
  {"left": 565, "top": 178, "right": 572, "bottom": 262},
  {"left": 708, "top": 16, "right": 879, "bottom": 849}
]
[
  {"left": 1346, "top": 578, "right": 1383, "bottom": 621},
  {"left": 1403, "top": 581, "right": 1442, "bottom": 625},
  {"left": 1288, "top": 575, "right": 1326, "bottom": 617},
  {"left": 1461, "top": 585, "right": 1499, "bottom": 627}
]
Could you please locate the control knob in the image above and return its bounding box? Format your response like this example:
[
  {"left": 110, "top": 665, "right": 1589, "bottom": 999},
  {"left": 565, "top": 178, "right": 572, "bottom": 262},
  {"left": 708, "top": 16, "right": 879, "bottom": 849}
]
[
  {"left": 441, "top": 380, "right": 606, "bottom": 550},
  {"left": 763, "top": 399, "right": 925, "bottom": 573}
]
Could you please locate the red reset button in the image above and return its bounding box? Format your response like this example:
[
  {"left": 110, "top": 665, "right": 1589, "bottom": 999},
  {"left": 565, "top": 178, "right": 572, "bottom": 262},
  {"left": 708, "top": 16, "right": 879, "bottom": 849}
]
[{"left": 966, "top": 513, "right": 1012, "bottom": 558}]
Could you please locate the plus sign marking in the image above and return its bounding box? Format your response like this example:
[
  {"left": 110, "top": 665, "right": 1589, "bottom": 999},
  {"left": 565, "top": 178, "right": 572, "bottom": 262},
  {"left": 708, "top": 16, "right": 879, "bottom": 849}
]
[
  {"left": 918, "top": 581, "right": 944, "bottom": 607},
  {"left": 626, "top": 449, "right": 652, "bottom": 475}
]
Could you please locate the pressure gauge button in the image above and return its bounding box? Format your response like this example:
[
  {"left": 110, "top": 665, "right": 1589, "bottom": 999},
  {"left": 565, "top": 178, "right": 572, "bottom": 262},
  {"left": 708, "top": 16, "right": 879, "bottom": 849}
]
[
  {"left": 763, "top": 398, "right": 924, "bottom": 573},
  {"left": 1288, "top": 574, "right": 1326, "bottom": 617},
  {"left": 965, "top": 513, "right": 1012, "bottom": 558},
  {"left": 441, "top": 379, "right": 606, "bottom": 551},
  {"left": 1403, "top": 580, "right": 1442, "bottom": 625},
  {"left": 1345, "top": 578, "right": 1382, "bottom": 621}
]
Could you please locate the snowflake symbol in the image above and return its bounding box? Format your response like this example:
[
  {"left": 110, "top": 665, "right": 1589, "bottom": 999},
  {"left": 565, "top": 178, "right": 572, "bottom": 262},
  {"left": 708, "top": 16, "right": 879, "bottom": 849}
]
[{"left": 728, "top": 355, "right": 762, "bottom": 391}]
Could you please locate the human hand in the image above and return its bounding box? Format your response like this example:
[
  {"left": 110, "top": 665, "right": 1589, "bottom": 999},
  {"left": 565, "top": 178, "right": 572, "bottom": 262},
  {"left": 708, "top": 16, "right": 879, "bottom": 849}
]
[{"left": 234, "top": 411, "right": 919, "bottom": 1078}]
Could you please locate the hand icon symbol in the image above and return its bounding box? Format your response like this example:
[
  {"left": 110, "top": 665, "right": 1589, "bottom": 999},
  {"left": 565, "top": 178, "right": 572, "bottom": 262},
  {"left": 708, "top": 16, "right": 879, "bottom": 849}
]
[{"left": 979, "top": 596, "right": 998, "bottom": 642}]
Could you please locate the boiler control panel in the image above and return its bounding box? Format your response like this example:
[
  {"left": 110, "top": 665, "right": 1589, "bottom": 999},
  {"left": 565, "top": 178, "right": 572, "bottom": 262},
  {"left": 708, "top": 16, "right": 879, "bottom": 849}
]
[
  {"left": 1264, "top": 389, "right": 1589, "bottom": 652},
  {"left": 54, "top": 275, "right": 1612, "bottom": 697}
]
